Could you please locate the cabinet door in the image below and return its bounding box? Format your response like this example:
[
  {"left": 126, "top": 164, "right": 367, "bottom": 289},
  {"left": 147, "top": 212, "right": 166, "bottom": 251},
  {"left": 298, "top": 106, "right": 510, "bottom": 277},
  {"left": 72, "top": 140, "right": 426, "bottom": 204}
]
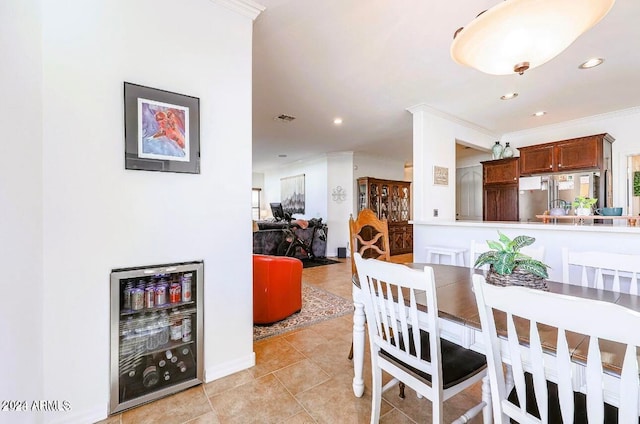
[
  {"left": 484, "top": 185, "right": 518, "bottom": 221},
  {"left": 556, "top": 137, "right": 600, "bottom": 171},
  {"left": 483, "top": 158, "right": 519, "bottom": 184},
  {"left": 519, "top": 145, "right": 554, "bottom": 175}
]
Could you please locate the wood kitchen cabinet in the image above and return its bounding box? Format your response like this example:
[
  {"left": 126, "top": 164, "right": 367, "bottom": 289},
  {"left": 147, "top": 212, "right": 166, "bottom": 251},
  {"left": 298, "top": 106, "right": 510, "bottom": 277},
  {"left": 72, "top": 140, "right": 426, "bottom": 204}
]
[
  {"left": 519, "top": 133, "right": 614, "bottom": 175},
  {"left": 481, "top": 158, "right": 519, "bottom": 221},
  {"left": 356, "top": 177, "right": 412, "bottom": 255}
]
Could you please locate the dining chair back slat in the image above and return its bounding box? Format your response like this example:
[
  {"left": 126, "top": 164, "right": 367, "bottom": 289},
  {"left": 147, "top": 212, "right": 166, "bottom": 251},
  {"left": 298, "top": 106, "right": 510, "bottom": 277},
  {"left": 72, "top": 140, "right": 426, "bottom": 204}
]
[
  {"left": 473, "top": 274, "right": 640, "bottom": 424},
  {"left": 561, "top": 248, "right": 640, "bottom": 295}
]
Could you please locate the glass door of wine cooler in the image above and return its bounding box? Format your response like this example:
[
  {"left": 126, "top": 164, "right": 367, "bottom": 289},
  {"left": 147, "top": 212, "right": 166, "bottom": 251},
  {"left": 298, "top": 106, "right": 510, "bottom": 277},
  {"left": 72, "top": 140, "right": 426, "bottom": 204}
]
[{"left": 110, "top": 261, "right": 204, "bottom": 414}]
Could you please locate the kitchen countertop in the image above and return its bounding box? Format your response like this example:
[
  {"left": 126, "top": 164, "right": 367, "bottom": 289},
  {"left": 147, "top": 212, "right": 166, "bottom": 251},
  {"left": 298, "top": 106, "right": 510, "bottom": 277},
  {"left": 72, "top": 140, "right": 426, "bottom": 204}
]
[{"left": 411, "top": 219, "right": 640, "bottom": 233}]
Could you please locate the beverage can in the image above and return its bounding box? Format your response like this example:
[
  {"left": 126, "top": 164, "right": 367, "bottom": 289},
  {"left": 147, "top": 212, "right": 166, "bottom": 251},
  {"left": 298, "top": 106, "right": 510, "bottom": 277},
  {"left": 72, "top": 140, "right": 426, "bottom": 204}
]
[
  {"left": 170, "top": 310, "right": 182, "bottom": 341},
  {"left": 169, "top": 283, "right": 181, "bottom": 303},
  {"left": 123, "top": 281, "right": 133, "bottom": 309},
  {"left": 181, "top": 274, "right": 192, "bottom": 302},
  {"left": 155, "top": 285, "right": 167, "bottom": 306},
  {"left": 182, "top": 316, "right": 192, "bottom": 342},
  {"left": 144, "top": 286, "right": 155, "bottom": 309},
  {"left": 131, "top": 288, "right": 144, "bottom": 310}
]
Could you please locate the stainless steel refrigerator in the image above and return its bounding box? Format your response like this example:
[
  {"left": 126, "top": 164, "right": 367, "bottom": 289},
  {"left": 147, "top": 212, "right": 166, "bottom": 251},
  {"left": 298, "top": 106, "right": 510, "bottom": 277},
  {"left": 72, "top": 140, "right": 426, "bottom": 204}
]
[{"left": 518, "top": 172, "right": 603, "bottom": 222}]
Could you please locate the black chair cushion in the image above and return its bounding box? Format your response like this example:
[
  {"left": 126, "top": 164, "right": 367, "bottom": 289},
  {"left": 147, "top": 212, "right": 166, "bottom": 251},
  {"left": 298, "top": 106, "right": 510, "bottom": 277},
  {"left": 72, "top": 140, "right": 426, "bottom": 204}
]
[
  {"left": 507, "top": 372, "right": 634, "bottom": 423},
  {"left": 379, "top": 329, "right": 486, "bottom": 389}
]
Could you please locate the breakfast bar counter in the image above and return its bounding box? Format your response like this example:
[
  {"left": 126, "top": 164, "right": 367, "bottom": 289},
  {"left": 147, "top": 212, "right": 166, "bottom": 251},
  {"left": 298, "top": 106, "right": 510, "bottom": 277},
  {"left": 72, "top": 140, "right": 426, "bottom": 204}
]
[{"left": 411, "top": 220, "right": 640, "bottom": 282}]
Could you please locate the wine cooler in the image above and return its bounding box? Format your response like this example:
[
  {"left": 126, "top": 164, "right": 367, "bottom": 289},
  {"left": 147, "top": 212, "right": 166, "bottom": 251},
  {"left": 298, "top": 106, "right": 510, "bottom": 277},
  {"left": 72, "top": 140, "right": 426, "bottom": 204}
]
[{"left": 109, "top": 261, "right": 204, "bottom": 414}]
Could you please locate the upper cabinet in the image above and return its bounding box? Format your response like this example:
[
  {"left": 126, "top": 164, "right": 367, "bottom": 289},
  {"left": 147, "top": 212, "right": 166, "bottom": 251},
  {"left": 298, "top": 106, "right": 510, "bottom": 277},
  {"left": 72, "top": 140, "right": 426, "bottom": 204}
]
[
  {"left": 482, "top": 157, "right": 519, "bottom": 184},
  {"left": 518, "top": 133, "right": 615, "bottom": 175}
]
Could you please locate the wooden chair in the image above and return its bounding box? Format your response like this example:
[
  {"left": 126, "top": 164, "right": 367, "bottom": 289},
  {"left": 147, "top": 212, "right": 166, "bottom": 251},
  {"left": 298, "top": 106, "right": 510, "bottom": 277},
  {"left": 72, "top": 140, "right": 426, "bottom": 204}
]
[
  {"left": 473, "top": 274, "right": 640, "bottom": 423},
  {"left": 348, "top": 209, "right": 406, "bottom": 395},
  {"left": 561, "top": 247, "right": 640, "bottom": 295},
  {"left": 349, "top": 209, "right": 391, "bottom": 276},
  {"left": 355, "top": 253, "right": 488, "bottom": 424},
  {"left": 470, "top": 239, "right": 545, "bottom": 270}
]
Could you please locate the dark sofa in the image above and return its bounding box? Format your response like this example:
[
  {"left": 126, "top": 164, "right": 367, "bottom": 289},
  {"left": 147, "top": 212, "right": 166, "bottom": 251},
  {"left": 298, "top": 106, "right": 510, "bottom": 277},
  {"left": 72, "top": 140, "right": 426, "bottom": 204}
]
[{"left": 253, "top": 221, "right": 328, "bottom": 259}]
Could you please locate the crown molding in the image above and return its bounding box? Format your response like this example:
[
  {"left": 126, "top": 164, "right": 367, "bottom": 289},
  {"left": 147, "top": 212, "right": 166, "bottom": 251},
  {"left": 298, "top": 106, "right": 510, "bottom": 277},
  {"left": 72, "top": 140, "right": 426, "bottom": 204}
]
[
  {"left": 406, "top": 103, "right": 498, "bottom": 139},
  {"left": 503, "top": 106, "right": 640, "bottom": 140},
  {"left": 209, "top": 0, "right": 265, "bottom": 20}
]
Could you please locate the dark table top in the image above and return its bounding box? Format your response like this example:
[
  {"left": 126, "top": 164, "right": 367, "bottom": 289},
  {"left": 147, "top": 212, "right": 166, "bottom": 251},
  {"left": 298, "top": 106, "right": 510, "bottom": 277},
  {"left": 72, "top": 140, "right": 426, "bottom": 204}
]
[{"left": 391, "top": 263, "right": 635, "bottom": 375}]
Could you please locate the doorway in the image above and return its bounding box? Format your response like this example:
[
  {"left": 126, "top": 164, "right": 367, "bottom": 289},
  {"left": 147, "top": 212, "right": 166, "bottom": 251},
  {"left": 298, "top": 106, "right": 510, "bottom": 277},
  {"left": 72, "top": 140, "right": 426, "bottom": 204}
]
[{"left": 627, "top": 154, "right": 640, "bottom": 215}]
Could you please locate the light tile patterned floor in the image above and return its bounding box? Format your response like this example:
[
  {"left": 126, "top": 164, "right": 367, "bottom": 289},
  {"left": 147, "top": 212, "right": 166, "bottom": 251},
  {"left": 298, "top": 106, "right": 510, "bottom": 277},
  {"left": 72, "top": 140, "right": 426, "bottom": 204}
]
[{"left": 100, "top": 255, "right": 484, "bottom": 423}]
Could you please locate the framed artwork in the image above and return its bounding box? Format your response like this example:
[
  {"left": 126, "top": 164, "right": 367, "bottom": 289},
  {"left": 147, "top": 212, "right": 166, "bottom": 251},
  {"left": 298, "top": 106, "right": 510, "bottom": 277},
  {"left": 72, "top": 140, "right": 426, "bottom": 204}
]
[
  {"left": 281, "top": 174, "right": 305, "bottom": 214},
  {"left": 433, "top": 166, "right": 449, "bottom": 186},
  {"left": 124, "top": 82, "right": 200, "bottom": 173}
]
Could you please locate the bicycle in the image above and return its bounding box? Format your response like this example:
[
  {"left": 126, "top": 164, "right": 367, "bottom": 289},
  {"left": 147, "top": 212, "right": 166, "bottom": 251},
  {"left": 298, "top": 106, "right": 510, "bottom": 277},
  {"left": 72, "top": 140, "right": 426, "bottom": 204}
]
[{"left": 276, "top": 217, "right": 326, "bottom": 259}]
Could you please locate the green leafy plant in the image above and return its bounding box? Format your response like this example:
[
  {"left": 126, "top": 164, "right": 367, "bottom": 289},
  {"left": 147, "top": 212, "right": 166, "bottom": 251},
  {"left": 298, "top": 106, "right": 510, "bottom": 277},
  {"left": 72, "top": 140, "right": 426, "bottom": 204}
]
[
  {"left": 571, "top": 196, "right": 597, "bottom": 209},
  {"left": 474, "top": 231, "right": 549, "bottom": 278}
]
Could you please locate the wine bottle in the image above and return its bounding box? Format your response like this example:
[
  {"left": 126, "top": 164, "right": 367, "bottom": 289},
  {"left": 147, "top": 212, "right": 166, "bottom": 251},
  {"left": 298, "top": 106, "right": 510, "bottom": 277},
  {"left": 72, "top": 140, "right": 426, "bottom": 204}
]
[{"left": 142, "top": 355, "right": 159, "bottom": 388}]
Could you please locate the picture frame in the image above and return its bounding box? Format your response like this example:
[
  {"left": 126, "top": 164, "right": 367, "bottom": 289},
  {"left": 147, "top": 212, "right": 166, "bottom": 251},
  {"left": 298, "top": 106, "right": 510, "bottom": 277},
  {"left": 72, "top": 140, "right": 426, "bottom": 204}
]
[
  {"left": 124, "top": 82, "right": 200, "bottom": 174},
  {"left": 433, "top": 166, "right": 449, "bottom": 186},
  {"left": 281, "top": 174, "right": 305, "bottom": 214}
]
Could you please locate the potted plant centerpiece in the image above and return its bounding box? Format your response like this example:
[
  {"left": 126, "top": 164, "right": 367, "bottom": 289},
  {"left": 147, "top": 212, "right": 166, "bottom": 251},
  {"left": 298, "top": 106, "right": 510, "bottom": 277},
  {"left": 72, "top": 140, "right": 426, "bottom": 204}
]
[
  {"left": 572, "top": 196, "right": 597, "bottom": 216},
  {"left": 474, "top": 231, "right": 549, "bottom": 290}
]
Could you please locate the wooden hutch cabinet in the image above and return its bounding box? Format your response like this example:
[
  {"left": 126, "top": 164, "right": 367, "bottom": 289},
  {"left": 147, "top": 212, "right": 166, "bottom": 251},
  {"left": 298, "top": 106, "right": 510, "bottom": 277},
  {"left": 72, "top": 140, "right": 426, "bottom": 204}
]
[
  {"left": 356, "top": 177, "right": 412, "bottom": 255},
  {"left": 481, "top": 158, "right": 519, "bottom": 222},
  {"left": 518, "top": 133, "right": 614, "bottom": 175}
]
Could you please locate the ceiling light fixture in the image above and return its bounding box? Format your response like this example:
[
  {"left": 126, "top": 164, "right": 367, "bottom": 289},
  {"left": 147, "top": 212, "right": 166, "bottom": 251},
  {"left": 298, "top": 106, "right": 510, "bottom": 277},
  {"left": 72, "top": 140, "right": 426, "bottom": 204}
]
[
  {"left": 500, "top": 92, "right": 518, "bottom": 100},
  {"left": 533, "top": 111, "right": 547, "bottom": 117},
  {"left": 451, "top": 0, "right": 615, "bottom": 76},
  {"left": 579, "top": 57, "right": 605, "bottom": 69},
  {"left": 333, "top": 117, "right": 343, "bottom": 125}
]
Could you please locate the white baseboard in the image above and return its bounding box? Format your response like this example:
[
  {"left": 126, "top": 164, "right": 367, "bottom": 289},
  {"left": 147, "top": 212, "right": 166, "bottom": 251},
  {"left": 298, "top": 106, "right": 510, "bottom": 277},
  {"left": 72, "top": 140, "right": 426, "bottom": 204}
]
[{"left": 204, "top": 352, "right": 255, "bottom": 383}]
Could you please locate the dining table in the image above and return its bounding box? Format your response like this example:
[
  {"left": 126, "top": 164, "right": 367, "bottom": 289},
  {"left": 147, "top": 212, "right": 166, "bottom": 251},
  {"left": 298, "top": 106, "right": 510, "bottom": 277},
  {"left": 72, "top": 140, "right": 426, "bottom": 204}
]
[{"left": 351, "top": 262, "right": 640, "bottom": 408}]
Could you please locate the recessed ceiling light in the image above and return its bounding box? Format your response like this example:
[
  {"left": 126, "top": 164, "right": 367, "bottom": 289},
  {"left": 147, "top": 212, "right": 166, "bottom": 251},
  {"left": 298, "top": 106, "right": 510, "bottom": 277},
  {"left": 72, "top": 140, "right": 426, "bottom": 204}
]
[
  {"left": 278, "top": 154, "right": 287, "bottom": 158},
  {"left": 500, "top": 92, "right": 518, "bottom": 100},
  {"left": 579, "top": 58, "right": 604, "bottom": 69},
  {"left": 533, "top": 111, "right": 546, "bottom": 117},
  {"left": 333, "top": 117, "right": 343, "bottom": 125}
]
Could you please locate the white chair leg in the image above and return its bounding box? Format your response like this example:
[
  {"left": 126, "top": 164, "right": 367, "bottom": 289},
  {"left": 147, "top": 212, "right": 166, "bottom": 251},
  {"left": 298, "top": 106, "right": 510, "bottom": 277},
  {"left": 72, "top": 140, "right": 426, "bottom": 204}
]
[
  {"left": 370, "top": 363, "right": 382, "bottom": 424},
  {"left": 481, "top": 375, "right": 492, "bottom": 424}
]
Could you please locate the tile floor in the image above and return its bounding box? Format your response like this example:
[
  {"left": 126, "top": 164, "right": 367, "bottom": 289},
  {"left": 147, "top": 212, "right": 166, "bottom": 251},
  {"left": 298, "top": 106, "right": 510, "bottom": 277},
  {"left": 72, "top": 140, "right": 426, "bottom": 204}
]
[{"left": 100, "top": 255, "right": 484, "bottom": 424}]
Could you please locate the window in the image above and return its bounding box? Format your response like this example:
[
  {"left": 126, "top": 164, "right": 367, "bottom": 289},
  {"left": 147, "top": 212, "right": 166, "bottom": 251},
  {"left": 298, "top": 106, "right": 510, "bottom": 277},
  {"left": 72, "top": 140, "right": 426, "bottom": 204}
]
[{"left": 252, "top": 188, "right": 261, "bottom": 220}]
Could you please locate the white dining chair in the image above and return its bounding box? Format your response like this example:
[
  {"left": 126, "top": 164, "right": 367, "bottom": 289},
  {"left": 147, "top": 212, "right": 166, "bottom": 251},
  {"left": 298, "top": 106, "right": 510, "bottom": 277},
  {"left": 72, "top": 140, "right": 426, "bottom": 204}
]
[
  {"left": 470, "top": 239, "right": 546, "bottom": 270},
  {"left": 354, "top": 253, "right": 488, "bottom": 424},
  {"left": 473, "top": 274, "right": 640, "bottom": 423},
  {"left": 561, "top": 247, "right": 640, "bottom": 295}
]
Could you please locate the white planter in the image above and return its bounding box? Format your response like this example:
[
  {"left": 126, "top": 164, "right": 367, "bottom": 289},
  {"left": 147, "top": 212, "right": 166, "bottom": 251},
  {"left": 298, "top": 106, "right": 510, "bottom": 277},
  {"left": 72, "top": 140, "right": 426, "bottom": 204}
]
[{"left": 575, "top": 207, "right": 591, "bottom": 216}]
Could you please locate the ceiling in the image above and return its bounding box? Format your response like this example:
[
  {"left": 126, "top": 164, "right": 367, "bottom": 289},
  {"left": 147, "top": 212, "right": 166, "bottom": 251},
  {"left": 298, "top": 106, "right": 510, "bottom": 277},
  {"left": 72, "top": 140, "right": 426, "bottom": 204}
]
[{"left": 252, "top": 0, "right": 640, "bottom": 172}]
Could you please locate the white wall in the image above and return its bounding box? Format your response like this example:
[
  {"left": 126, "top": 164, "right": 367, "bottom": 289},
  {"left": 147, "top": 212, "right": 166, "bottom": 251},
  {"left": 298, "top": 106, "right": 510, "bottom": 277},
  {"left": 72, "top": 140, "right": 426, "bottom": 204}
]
[
  {"left": 503, "top": 107, "right": 640, "bottom": 213},
  {"left": 327, "top": 152, "right": 354, "bottom": 256},
  {"left": 409, "top": 104, "right": 497, "bottom": 222},
  {"left": 0, "top": 1, "right": 44, "bottom": 418},
  {"left": 0, "top": 1, "right": 257, "bottom": 423},
  {"left": 263, "top": 156, "right": 328, "bottom": 220}
]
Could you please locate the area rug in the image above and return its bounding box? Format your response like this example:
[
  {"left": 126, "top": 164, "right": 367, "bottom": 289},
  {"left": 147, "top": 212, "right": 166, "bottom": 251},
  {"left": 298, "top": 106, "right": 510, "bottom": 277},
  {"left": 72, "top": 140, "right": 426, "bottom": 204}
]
[
  {"left": 301, "top": 257, "right": 342, "bottom": 268},
  {"left": 253, "top": 283, "right": 353, "bottom": 341}
]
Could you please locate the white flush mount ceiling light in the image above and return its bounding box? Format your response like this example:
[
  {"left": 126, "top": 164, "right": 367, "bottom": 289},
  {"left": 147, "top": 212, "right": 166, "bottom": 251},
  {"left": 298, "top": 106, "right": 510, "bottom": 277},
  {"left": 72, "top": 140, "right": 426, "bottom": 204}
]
[
  {"left": 451, "top": 0, "right": 616, "bottom": 75},
  {"left": 333, "top": 117, "right": 343, "bottom": 125},
  {"left": 533, "top": 111, "right": 547, "bottom": 117}
]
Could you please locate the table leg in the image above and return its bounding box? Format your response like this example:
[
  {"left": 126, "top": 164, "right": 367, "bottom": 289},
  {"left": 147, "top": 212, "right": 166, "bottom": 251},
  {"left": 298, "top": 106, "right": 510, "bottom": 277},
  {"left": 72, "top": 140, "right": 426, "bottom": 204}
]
[{"left": 352, "top": 296, "right": 366, "bottom": 397}]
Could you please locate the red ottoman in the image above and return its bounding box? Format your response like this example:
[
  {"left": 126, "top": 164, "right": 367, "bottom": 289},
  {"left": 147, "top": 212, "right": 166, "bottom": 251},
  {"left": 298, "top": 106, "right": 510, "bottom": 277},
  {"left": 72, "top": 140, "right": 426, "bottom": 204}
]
[{"left": 253, "top": 254, "right": 303, "bottom": 324}]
